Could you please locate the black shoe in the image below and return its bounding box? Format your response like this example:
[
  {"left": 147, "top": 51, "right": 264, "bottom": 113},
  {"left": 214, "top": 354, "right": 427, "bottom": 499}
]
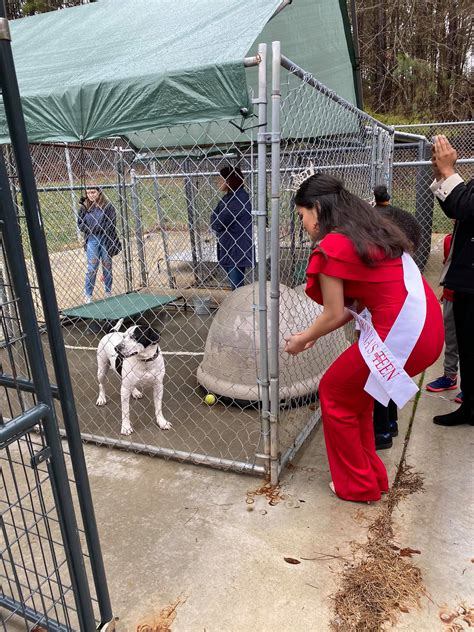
[
  {"left": 389, "top": 421, "right": 398, "bottom": 437},
  {"left": 433, "top": 404, "right": 474, "bottom": 427},
  {"left": 375, "top": 433, "right": 393, "bottom": 450}
]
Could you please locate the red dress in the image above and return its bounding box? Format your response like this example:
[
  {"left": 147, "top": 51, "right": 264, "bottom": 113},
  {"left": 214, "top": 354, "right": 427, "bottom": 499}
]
[{"left": 306, "top": 233, "right": 444, "bottom": 502}]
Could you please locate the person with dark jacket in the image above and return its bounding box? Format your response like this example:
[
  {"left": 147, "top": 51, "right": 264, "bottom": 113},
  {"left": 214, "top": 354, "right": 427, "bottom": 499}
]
[
  {"left": 78, "top": 187, "right": 120, "bottom": 303},
  {"left": 430, "top": 135, "right": 474, "bottom": 427},
  {"left": 211, "top": 166, "right": 253, "bottom": 289},
  {"left": 374, "top": 185, "right": 422, "bottom": 251}
]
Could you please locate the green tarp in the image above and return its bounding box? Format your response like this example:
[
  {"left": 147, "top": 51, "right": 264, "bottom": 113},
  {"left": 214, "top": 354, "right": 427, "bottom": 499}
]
[
  {"left": 0, "top": 0, "right": 358, "bottom": 145},
  {"left": 127, "top": 0, "right": 359, "bottom": 149},
  {"left": 0, "top": 0, "right": 281, "bottom": 142}
]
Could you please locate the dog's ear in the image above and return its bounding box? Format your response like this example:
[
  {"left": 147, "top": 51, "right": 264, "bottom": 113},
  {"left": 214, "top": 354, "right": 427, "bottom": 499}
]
[{"left": 134, "top": 326, "right": 160, "bottom": 348}]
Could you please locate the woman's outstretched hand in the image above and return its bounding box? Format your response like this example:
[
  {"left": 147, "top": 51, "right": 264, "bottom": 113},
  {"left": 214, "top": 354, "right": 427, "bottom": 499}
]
[{"left": 284, "top": 333, "right": 315, "bottom": 355}]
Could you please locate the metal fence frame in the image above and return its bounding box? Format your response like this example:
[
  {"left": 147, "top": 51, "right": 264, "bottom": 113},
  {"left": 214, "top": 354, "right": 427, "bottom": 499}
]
[{"left": 0, "top": 7, "right": 114, "bottom": 629}]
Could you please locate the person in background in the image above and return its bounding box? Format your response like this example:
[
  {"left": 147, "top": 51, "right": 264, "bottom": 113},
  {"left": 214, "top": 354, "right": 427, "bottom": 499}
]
[
  {"left": 211, "top": 165, "right": 253, "bottom": 290},
  {"left": 431, "top": 135, "right": 473, "bottom": 427},
  {"left": 78, "top": 187, "right": 118, "bottom": 303},
  {"left": 373, "top": 184, "right": 422, "bottom": 251},
  {"left": 372, "top": 185, "right": 422, "bottom": 450},
  {"left": 425, "top": 230, "right": 462, "bottom": 403}
]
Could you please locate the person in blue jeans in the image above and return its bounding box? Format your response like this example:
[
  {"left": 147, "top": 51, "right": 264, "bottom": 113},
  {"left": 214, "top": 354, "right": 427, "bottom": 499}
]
[
  {"left": 211, "top": 165, "right": 253, "bottom": 290},
  {"left": 78, "top": 187, "right": 118, "bottom": 303}
]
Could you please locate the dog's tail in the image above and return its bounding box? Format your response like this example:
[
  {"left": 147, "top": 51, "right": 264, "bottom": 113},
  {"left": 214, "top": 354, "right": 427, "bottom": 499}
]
[{"left": 110, "top": 318, "right": 124, "bottom": 332}]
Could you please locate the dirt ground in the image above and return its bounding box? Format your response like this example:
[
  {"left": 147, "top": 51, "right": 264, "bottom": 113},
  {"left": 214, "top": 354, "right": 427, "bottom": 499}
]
[{"left": 39, "top": 309, "right": 317, "bottom": 474}]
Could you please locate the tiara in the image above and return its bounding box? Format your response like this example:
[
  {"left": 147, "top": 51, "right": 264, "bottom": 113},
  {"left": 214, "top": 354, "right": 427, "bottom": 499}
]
[{"left": 287, "top": 162, "right": 316, "bottom": 192}]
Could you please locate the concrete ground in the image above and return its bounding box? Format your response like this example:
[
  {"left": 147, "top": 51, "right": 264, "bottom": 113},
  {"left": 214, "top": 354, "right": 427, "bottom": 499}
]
[{"left": 83, "top": 354, "right": 473, "bottom": 632}]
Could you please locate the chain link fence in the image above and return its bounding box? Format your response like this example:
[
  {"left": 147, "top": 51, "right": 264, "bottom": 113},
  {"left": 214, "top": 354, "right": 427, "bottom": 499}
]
[
  {"left": 5, "top": 46, "right": 468, "bottom": 484},
  {"left": 4, "top": 120, "right": 273, "bottom": 476},
  {"left": 392, "top": 121, "right": 474, "bottom": 289}
]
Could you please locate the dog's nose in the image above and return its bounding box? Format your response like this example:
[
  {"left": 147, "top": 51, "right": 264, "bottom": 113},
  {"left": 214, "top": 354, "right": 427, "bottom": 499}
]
[{"left": 115, "top": 344, "right": 123, "bottom": 354}]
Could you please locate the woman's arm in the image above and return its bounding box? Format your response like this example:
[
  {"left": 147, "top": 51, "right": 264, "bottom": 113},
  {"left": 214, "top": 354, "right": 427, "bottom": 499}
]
[
  {"left": 285, "top": 274, "right": 352, "bottom": 354},
  {"left": 77, "top": 206, "right": 88, "bottom": 233}
]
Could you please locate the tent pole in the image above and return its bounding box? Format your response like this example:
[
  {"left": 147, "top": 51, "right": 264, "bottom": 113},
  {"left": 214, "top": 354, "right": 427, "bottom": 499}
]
[
  {"left": 115, "top": 147, "right": 133, "bottom": 293},
  {"left": 349, "top": 0, "right": 364, "bottom": 110},
  {"left": 151, "top": 160, "right": 175, "bottom": 288},
  {"left": 244, "top": 55, "right": 261, "bottom": 67},
  {"left": 269, "top": 0, "right": 292, "bottom": 22},
  {"left": 64, "top": 144, "right": 82, "bottom": 241},
  {"left": 184, "top": 159, "right": 200, "bottom": 287},
  {"left": 130, "top": 168, "right": 148, "bottom": 288}
]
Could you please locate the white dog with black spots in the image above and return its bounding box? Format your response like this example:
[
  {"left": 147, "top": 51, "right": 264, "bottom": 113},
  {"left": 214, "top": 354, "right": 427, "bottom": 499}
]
[{"left": 95, "top": 319, "right": 171, "bottom": 435}]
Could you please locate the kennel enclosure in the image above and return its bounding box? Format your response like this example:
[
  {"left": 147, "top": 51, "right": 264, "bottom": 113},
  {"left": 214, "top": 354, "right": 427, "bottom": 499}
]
[{"left": 1, "top": 0, "right": 407, "bottom": 486}]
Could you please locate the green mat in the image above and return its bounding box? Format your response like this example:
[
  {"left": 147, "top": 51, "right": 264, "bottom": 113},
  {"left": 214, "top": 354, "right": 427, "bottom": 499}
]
[{"left": 61, "top": 292, "right": 179, "bottom": 321}]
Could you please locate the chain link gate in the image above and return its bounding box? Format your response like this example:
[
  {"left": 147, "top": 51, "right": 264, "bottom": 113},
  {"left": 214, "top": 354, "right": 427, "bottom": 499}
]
[
  {"left": 3, "top": 47, "right": 272, "bottom": 478},
  {"left": 0, "top": 8, "right": 113, "bottom": 629},
  {"left": 267, "top": 43, "right": 394, "bottom": 482}
]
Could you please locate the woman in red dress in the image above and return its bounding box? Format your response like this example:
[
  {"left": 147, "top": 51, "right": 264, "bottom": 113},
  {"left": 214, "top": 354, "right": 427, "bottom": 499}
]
[{"left": 285, "top": 174, "right": 444, "bottom": 502}]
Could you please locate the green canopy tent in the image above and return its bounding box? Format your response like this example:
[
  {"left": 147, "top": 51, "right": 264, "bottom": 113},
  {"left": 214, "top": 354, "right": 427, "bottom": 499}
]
[
  {"left": 0, "top": 0, "right": 363, "bottom": 303},
  {"left": 0, "top": 0, "right": 358, "bottom": 146}
]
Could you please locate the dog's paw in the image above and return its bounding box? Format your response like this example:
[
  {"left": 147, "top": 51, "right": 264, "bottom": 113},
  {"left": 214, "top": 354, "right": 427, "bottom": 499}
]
[
  {"left": 132, "top": 388, "right": 143, "bottom": 400},
  {"left": 96, "top": 395, "right": 107, "bottom": 406},
  {"left": 121, "top": 425, "right": 134, "bottom": 436},
  {"left": 157, "top": 417, "right": 172, "bottom": 430}
]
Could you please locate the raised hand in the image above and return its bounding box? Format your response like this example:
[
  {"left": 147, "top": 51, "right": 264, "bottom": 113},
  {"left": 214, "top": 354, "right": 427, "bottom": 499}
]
[
  {"left": 431, "top": 142, "right": 441, "bottom": 181},
  {"left": 432, "top": 135, "right": 457, "bottom": 179}
]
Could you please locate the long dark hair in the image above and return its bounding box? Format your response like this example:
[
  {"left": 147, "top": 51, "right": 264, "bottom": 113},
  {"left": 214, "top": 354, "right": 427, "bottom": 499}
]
[{"left": 294, "top": 173, "right": 411, "bottom": 263}]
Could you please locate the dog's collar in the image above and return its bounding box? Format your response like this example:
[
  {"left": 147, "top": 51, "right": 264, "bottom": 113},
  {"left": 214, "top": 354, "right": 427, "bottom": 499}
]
[
  {"left": 143, "top": 349, "right": 160, "bottom": 362},
  {"left": 119, "top": 348, "right": 160, "bottom": 362}
]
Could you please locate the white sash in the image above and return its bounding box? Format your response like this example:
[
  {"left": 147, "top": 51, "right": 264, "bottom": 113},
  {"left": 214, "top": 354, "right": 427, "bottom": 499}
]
[{"left": 348, "top": 253, "right": 426, "bottom": 408}]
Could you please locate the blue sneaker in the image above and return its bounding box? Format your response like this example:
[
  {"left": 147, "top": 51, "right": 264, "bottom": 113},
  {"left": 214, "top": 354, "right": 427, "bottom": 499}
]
[
  {"left": 426, "top": 375, "right": 457, "bottom": 392},
  {"left": 455, "top": 391, "right": 463, "bottom": 404}
]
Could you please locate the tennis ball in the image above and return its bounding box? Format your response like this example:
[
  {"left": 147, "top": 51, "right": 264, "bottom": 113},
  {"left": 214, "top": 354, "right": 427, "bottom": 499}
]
[{"left": 204, "top": 393, "right": 216, "bottom": 406}]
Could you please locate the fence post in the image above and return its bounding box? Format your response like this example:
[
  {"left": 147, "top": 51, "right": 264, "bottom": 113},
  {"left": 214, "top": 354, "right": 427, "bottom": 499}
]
[
  {"left": 130, "top": 168, "right": 148, "bottom": 287},
  {"left": 374, "top": 125, "right": 385, "bottom": 185},
  {"left": 0, "top": 17, "right": 114, "bottom": 626},
  {"left": 115, "top": 147, "right": 133, "bottom": 292},
  {"left": 64, "top": 143, "right": 82, "bottom": 241},
  {"left": 255, "top": 43, "right": 271, "bottom": 477},
  {"left": 414, "top": 138, "right": 434, "bottom": 272},
  {"left": 269, "top": 41, "right": 282, "bottom": 485},
  {"left": 183, "top": 159, "right": 200, "bottom": 286},
  {"left": 370, "top": 123, "right": 379, "bottom": 188},
  {"left": 386, "top": 130, "right": 395, "bottom": 193},
  {"left": 151, "top": 160, "right": 175, "bottom": 288}
]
